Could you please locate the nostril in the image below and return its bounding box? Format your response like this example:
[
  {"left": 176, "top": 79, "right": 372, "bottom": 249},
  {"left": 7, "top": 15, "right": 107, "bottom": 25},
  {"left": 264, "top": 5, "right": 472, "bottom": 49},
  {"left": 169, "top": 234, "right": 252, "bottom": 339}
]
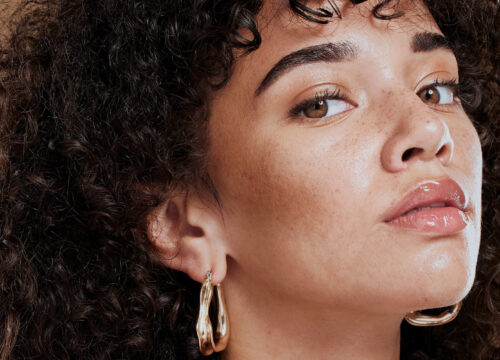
[
  {"left": 402, "top": 149, "right": 412, "bottom": 161},
  {"left": 436, "top": 144, "right": 446, "bottom": 158},
  {"left": 402, "top": 147, "right": 422, "bottom": 162}
]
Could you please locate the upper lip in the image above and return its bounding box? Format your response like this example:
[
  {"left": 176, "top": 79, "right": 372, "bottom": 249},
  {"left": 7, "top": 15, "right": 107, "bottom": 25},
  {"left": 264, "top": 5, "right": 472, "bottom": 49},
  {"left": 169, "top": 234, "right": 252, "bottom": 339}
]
[{"left": 383, "top": 178, "right": 468, "bottom": 222}]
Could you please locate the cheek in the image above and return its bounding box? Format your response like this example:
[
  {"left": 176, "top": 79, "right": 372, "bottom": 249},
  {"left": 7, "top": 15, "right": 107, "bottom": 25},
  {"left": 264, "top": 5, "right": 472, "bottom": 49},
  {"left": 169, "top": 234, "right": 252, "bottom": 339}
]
[
  {"left": 208, "top": 117, "right": 384, "bottom": 297},
  {"left": 453, "top": 117, "right": 482, "bottom": 178},
  {"left": 210, "top": 123, "right": 370, "bottom": 241}
]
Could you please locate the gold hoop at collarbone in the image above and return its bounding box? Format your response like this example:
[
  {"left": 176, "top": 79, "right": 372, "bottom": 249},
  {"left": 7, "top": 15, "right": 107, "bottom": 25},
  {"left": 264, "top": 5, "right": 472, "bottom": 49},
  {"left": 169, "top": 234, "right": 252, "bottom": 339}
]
[
  {"left": 404, "top": 301, "right": 462, "bottom": 326},
  {"left": 196, "top": 271, "right": 230, "bottom": 356}
]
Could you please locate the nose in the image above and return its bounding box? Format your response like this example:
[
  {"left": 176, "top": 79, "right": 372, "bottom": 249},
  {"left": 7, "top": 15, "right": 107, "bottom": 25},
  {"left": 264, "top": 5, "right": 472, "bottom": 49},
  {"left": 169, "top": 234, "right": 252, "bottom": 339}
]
[{"left": 380, "top": 98, "right": 454, "bottom": 172}]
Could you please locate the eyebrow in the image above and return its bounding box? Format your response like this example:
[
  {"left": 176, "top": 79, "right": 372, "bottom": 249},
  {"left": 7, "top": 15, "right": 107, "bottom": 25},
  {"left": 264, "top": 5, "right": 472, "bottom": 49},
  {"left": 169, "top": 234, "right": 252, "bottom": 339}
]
[
  {"left": 254, "top": 41, "right": 358, "bottom": 97},
  {"left": 254, "top": 32, "right": 453, "bottom": 98},
  {"left": 411, "top": 32, "right": 452, "bottom": 53}
]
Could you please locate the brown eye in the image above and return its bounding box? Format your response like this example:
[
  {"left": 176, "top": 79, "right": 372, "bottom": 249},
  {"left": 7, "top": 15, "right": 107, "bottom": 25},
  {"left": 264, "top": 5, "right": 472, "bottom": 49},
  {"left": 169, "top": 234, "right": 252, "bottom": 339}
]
[
  {"left": 418, "top": 87, "right": 440, "bottom": 104},
  {"left": 417, "top": 84, "right": 455, "bottom": 105},
  {"left": 289, "top": 90, "right": 354, "bottom": 120},
  {"left": 303, "top": 100, "right": 328, "bottom": 118}
]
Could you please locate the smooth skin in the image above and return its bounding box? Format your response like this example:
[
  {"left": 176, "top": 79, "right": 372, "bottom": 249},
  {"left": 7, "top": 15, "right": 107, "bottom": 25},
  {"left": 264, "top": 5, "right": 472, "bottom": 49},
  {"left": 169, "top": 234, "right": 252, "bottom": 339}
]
[{"left": 147, "top": 0, "right": 483, "bottom": 359}]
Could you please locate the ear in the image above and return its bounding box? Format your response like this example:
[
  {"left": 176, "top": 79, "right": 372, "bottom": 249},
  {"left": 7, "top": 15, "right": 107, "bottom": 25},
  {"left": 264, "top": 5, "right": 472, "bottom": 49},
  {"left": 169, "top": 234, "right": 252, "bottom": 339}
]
[{"left": 146, "top": 188, "right": 227, "bottom": 285}]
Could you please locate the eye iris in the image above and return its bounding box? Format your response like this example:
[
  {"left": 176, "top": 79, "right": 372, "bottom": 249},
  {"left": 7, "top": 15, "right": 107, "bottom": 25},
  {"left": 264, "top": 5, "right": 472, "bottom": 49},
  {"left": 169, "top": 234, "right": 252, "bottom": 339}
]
[
  {"left": 419, "top": 87, "right": 440, "bottom": 104},
  {"left": 304, "top": 100, "right": 328, "bottom": 118}
]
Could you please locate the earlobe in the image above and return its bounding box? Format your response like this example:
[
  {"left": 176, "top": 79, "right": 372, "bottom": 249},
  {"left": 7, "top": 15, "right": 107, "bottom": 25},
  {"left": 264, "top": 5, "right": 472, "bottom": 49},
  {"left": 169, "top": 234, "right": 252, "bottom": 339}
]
[{"left": 146, "top": 189, "right": 227, "bottom": 285}]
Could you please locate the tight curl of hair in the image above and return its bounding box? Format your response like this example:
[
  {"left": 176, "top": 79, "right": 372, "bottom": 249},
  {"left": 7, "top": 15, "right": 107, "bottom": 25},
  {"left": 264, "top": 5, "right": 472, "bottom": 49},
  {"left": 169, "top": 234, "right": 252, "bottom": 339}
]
[{"left": 0, "top": 0, "right": 499, "bottom": 359}]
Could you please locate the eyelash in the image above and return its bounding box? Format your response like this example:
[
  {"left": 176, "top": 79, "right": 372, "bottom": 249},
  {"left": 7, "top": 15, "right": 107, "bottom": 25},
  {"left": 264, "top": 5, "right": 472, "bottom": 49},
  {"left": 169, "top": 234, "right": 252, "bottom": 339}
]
[{"left": 288, "top": 78, "right": 462, "bottom": 120}]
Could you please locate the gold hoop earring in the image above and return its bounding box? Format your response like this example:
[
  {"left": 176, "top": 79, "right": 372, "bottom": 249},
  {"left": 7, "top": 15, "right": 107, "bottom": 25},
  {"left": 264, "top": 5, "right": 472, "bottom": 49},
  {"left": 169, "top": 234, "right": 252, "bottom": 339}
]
[
  {"left": 404, "top": 301, "right": 462, "bottom": 326},
  {"left": 196, "top": 271, "right": 230, "bottom": 356}
]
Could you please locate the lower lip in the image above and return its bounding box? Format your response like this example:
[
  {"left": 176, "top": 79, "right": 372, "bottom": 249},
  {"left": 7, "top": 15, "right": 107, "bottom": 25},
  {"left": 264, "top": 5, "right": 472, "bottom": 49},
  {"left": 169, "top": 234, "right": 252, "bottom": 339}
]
[{"left": 387, "top": 207, "right": 469, "bottom": 234}]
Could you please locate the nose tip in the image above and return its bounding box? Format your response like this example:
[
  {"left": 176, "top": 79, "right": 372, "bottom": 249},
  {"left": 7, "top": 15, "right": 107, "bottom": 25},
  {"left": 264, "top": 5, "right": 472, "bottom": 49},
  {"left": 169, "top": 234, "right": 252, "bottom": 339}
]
[{"left": 381, "top": 114, "right": 454, "bottom": 172}]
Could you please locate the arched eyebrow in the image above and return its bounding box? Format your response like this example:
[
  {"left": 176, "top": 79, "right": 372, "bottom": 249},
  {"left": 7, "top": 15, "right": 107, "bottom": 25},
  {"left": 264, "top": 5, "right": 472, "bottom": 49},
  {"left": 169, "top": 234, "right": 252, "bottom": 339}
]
[
  {"left": 254, "top": 41, "right": 358, "bottom": 98},
  {"left": 253, "top": 32, "right": 453, "bottom": 98}
]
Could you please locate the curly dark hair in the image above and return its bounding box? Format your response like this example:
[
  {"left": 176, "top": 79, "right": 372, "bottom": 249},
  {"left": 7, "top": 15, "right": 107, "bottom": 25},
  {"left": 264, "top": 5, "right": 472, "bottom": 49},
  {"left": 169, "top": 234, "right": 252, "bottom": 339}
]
[{"left": 0, "top": 0, "right": 498, "bottom": 359}]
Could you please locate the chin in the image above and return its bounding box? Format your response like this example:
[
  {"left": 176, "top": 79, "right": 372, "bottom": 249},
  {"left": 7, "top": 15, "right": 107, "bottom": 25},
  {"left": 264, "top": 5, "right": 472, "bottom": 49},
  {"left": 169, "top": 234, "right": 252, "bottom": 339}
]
[{"left": 408, "top": 244, "right": 477, "bottom": 310}]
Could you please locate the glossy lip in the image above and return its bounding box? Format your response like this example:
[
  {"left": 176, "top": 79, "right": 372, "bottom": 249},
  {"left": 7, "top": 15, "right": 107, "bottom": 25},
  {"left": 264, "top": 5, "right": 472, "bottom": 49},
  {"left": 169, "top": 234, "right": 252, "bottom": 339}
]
[{"left": 383, "top": 178, "right": 469, "bottom": 224}]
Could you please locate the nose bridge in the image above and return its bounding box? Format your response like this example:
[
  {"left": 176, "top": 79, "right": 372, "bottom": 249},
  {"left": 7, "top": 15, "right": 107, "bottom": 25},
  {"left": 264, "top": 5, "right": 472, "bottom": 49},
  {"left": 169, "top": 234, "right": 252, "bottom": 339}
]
[{"left": 380, "top": 85, "right": 454, "bottom": 172}]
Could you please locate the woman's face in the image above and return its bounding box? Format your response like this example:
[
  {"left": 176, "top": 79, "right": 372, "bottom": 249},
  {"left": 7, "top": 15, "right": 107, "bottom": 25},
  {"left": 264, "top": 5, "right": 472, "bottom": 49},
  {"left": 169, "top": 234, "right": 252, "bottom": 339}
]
[{"left": 206, "top": 0, "right": 482, "bottom": 315}]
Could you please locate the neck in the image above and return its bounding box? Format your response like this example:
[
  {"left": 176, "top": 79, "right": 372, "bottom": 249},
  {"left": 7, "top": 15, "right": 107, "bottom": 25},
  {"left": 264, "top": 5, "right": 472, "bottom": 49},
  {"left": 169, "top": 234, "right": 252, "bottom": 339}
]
[{"left": 220, "top": 271, "right": 402, "bottom": 360}]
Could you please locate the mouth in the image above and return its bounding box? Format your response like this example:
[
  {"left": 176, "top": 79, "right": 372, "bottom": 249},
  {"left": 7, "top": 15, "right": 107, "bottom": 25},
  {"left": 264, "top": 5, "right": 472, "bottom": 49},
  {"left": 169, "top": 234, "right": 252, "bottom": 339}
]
[
  {"left": 384, "top": 178, "right": 470, "bottom": 234},
  {"left": 399, "top": 201, "right": 452, "bottom": 217}
]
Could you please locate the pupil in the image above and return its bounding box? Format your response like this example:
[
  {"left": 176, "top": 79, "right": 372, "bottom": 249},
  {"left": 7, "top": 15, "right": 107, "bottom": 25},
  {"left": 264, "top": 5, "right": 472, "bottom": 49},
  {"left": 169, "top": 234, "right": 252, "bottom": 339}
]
[{"left": 426, "top": 89, "right": 434, "bottom": 100}]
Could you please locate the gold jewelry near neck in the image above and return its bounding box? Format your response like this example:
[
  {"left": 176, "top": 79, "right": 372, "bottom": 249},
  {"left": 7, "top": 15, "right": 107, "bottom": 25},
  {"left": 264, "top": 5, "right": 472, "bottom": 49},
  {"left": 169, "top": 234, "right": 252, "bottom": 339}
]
[
  {"left": 196, "top": 271, "right": 230, "bottom": 356},
  {"left": 404, "top": 301, "right": 462, "bottom": 326}
]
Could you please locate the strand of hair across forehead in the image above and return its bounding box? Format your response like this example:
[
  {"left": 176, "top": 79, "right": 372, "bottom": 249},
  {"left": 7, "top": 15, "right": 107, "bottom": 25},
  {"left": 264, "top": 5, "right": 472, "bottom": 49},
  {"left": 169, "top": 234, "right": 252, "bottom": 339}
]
[{"left": 287, "top": 0, "right": 404, "bottom": 24}]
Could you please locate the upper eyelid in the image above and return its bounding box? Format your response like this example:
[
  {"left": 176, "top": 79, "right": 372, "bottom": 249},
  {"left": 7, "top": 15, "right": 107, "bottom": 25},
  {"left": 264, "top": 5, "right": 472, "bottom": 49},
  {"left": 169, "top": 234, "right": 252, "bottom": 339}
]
[{"left": 416, "top": 78, "right": 459, "bottom": 93}]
